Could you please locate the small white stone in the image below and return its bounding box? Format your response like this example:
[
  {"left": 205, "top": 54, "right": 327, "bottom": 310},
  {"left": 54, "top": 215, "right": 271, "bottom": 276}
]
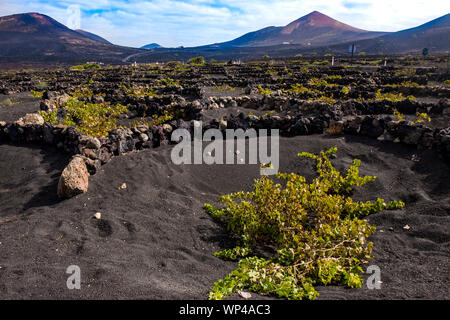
[
  {"left": 238, "top": 290, "right": 252, "bottom": 299},
  {"left": 119, "top": 183, "right": 127, "bottom": 190},
  {"left": 94, "top": 212, "right": 102, "bottom": 220},
  {"left": 403, "top": 224, "right": 411, "bottom": 230}
]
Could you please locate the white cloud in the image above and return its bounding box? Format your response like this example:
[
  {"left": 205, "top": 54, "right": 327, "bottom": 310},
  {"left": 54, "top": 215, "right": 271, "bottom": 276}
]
[{"left": 0, "top": 0, "right": 448, "bottom": 47}]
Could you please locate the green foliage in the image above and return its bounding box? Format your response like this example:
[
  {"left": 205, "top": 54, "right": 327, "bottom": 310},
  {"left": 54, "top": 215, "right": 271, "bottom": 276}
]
[
  {"left": 395, "top": 68, "right": 416, "bottom": 76},
  {"left": 39, "top": 109, "right": 57, "bottom": 123},
  {"left": 174, "top": 64, "right": 191, "bottom": 73},
  {"left": 400, "top": 81, "right": 421, "bottom": 87},
  {"left": 71, "top": 86, "right": 94, "bottom": 99},
  {"left": 214, "top": 247, "right": 251, "bottom": 261},
  {"left": 341, "top": 87, "right": 350, "bottom": 95},
  {"left": 36, "top": 81, "right": 48, "bottom": 90},
  {"left": 188, "top": 56, "right": 206, "bottom": 65},
  {"left": 308, "top": 77, "right": 333, "bottom": 87},
  {"left": 257, "top": 85, "right": 272, "bottom": 96},
  {"left": 300, "top": 66, "right": 309, "bottom": 73},
  {"left": 30, "top": 90, "right": 44, "bottom": 98},
  {"left": 205, "top": 147, "right": 404, "bottom": 300},
  {"left": 368, "top": 59, "right": 382, "bottom": 66},
  {"left": 287, "top": 83, "right": 310, "bottom": 95},
  {"left": 443, "top": 80, "right": 450, "bottom": 85},
  {"left": 375, "top": 89, "right": 415, "bottom": 102},
  {"left": 327, "top": 75, "right": 342, "bottom": 80},
  {"left": 157, "top": 78, "right": 181, "bottom": 87},
  {"left": 120, "top": 85, "right": 158, "bottom": 97},
  {"left": 0, "top": 98, "right": 13, "bottom": 106},
  {"left": 261, "top": 110, "right": 276, "bottom": 119},
  {"left": 393, "top": 108, "right": 405, "bottom": 122},
  {"left": 71, "top": 63, "right": 100, "bottom": 71},
  {"left": 314, "top": 95, "right": 336, "bottom": 104},
  {"left": 387, "top": 81, "right": 421, "bottom": 88},
  {"left": 312, "top": 60, "right": 329, "bottom": 66},
  {"left": 132, "top": 109, "right": 174, "bottom": 127},
  {"left": 412, "top": 112, "right": 431, "bottom": 125},
  {"left": 212, "top": 84, "right": 236, "bottom": 91},
  {"left": 39, "top": 97, "right": 128, "bottom": 137}
]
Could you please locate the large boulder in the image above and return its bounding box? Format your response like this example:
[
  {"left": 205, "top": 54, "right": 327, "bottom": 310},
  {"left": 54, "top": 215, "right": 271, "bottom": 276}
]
[{"left": 57, "top": 156, "right": 89, "bottom": 199}]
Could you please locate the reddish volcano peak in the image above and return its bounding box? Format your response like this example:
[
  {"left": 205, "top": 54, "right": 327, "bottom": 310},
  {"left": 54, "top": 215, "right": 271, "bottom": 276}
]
[
  {"left": 0, "top": 12, "right": 67, "bottom": 32},
  {"left": 27, "top": 13, "right": 56, "bottom": 26},
  {"left": 281, "top": 11, "right": 366, "bottom": 34}
]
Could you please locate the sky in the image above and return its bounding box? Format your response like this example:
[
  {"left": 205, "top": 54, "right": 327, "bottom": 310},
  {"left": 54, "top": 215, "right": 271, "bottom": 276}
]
[{"left": 0, "top": 0, "right": 449, "bottom": 48}]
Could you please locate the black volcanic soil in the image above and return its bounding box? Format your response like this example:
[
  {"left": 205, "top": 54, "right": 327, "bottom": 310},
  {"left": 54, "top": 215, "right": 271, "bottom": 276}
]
[
  {"left": 0, "top": 92, "right": 41, "bottom": 122},
  {"left": 0, "top": 135, "right": 449, "bottom": 300}
]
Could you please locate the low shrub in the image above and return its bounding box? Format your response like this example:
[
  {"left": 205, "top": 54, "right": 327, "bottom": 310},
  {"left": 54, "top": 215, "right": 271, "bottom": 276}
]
[
  {"left": 205, "top": 147, "right": 404, "bottom": 300},
  {"left": 393, "top": 108, "right": 405, "bottom": 122},
  {"left": 39, "top": 97, "right": 128, "bottom": 137},
  {"left": 188, "top": 56, "right": 206, "bottom": 65},
  {"left": 412, "top": 112, "right": 431, "bottom": 125},
  {"left": 375, "top": 89, "right": 415, "bottom": 102},
  {"left": 308, "top": 78, "right": 333, "bottom": 87},
  {"left": 71, "top": 63, "right": 100, "bottom": 71},
  {"left": 212, "top": 84, "right": 236, "bottom": 91},
  {"left": 287, "top": 83, "right": 311, "bottom": 95},
  {"left": 157, "top": 78, "right": 181, "bottom": 87},
  {"left": 314, "top": 95, "right": 336, "bottom": 104},
  {"left": 30, "top": 90, "right": 44, "bottom": 98},
  {"left": 132, "top": 109, "right": 175, "bottom": 127},
  {"left": 312, "top": 60, "right": 329, "bottom": 66},
  {"left": 341, "top": 87, "right": 350, "bottom": 95},
  {"left": 257, "top": 85, "right": 272, "bottom": 96},
  {"left": 120, "top": 85, "right": 158, "bottom": 97}
]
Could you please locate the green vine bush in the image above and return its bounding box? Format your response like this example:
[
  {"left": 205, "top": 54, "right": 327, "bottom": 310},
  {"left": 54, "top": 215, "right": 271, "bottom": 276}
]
[
  {"left": 70, "top": 63, "right": 100, "bottom": 71},
  {"left": 188, "top": 56, "right": 206, "bottom": 65},
  {"left": 257, "top": 85, "right": 272, "bottom": 96},
  {"left": 39, "top": 97, "right": 128, "bottom": 137},
  {"left": 204, "top": 147, "right": 404, "bottom": 300},
  {"left": 375, "top": 89, "right": 416, "bottom": 102}
]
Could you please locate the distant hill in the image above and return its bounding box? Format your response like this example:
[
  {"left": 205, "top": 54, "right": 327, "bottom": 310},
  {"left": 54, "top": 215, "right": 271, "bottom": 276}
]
[
  {"left": 1, "top": 11, "right": 449, "bottom": 66},
  {"left": 141, "top": 43, "right": 162, "bottom": 49},
  {"left": 331, "top": 13, "right": 450, "bottom": 54},
  {"left": 209, "top": 11, "right": 387, "bottom": 48},
  {"left": 135, "top": 12, "right": 450, "bottom": 62},
  {"left": 0, "top": 12, "right": 141, "bottom": 63},
  {"left": 75, "top": 29, "right": 112, "bottom": 44}
]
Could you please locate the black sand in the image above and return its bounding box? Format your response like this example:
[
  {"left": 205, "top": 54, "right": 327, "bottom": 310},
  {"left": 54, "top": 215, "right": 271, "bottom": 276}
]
[
  {"left": 0, "top": 135, "right": 449, "bottom": 299},
  {"left": 0, "top": 93, "right": 41, "bottom": 123}
]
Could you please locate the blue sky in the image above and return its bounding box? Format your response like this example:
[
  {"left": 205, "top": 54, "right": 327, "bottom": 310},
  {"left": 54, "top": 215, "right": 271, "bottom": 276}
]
[{"left": 1, "top": 0, "right": 449, "bottom": 47}]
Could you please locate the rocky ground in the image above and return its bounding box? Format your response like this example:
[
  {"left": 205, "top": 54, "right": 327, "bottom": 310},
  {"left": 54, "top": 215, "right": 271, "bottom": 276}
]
[{"left": 0, "top": 57, "right": 449, "bottom": 299}]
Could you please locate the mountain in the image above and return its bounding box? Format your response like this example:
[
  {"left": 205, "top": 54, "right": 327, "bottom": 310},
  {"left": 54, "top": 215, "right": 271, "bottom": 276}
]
[
  {"left": 0, "top": 12, "right": 141, "bottom": 64},
  {"left": 74, "top": 29, "right": 112, "bottom": 44},
  {"left": 332, "top": 13, "right": 450, "bottom": 54},
  {"left": 141, "top": 43, "right": 162, "bottom": 49},
  {"left": 210, "top": 11, "right": 387, "bottom": 48}
]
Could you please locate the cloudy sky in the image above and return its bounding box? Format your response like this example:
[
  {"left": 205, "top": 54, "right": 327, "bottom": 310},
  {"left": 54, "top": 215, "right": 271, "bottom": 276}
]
[{"left": 1, "top": 0, "right": 449, "bottom": 48}]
